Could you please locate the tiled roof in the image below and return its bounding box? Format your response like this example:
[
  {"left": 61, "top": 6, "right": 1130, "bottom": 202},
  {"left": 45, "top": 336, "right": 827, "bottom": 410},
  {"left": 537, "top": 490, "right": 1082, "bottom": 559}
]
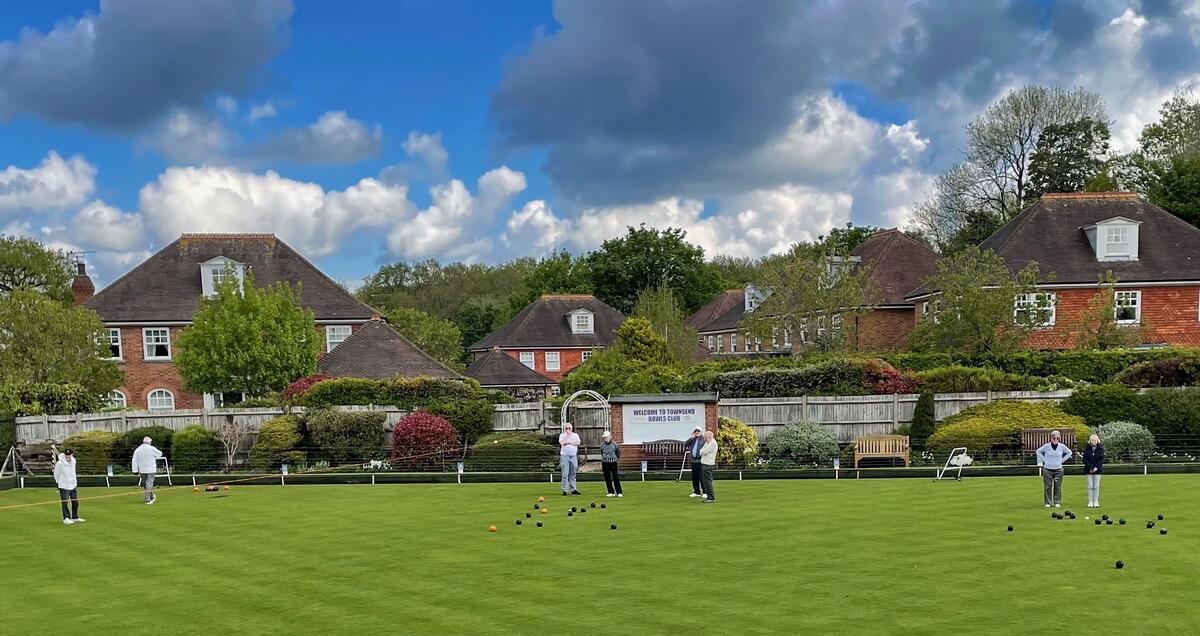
[
  {"left": 468, "top": 295, "right": 625, "bottom": 350},
  {"left": 464, "top": 348, "right": 556, "bottom": 387},
  {"left": 317, "top": 319, "right": 461, "bottom": 380},
  {"left": 850, "top": 229, "right": 940, "bottom": 305},
  {"left": 685, "top": 289, "right": 745, "bottom": 333}
]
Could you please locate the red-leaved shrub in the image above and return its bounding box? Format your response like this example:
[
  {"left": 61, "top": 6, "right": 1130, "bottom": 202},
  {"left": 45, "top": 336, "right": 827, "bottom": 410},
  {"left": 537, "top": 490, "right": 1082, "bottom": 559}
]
[
  {"left": 282, "top": 374, "right": 334, "bottom": 401},
  {"left": 864, "top": 359, "right": 920, "bottom": 394},
  {"left": 391, "top": 411, "right": 460, "bottom": 469}
]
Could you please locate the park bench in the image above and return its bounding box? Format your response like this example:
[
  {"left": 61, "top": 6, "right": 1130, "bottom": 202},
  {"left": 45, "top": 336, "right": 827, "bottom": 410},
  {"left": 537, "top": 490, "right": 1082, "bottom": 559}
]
[
  {"left": 854, "top": 435, "right": 910, "bottom": 467},
  {"left": 638, "top": 439, "right": 687, "bottom": 470},
  {"left": 1021, "top": 429, "right": 1076, "bottom": 461}
]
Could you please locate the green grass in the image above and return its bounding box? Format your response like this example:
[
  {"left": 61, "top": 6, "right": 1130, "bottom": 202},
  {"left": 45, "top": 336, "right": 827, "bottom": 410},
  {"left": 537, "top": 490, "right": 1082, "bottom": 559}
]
[{"left": 2, "top": 475, "right": 1197, "bottom": 634}]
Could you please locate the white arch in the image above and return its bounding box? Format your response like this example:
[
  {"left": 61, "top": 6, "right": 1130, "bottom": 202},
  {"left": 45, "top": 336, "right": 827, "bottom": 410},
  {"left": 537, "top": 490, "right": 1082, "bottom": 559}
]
[{"left": 559, "top": 390, "right": 610, "bottom": 433}]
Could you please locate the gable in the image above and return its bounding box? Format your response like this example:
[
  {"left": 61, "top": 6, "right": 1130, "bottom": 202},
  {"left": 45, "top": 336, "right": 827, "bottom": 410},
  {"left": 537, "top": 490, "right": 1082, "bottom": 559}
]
[{"left": 469, "top": 295, "right": 624, "bottom": 350}]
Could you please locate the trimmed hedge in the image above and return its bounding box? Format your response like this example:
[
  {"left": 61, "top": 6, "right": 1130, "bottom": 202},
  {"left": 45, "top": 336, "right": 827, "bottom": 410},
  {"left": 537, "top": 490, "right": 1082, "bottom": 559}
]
[
  {"left": 716, "top": 416, "right": 759, "bottom": 468},
  {"left": 1059, "top": 384, "right": 1141, "bottom": 429},
  {"left": 765, "top": 422, "right": 839, "bottom": 464},
  {"left": 282, "top": 374, "right": 333, "bottom": 402},
  {"left": 305, "top": 408, "right": 387, "bottom": 465},
  {"left": 301, "top": 378, "right": 381, "bottom": 407},
  {"left": 391, "top": 412, "right": 459, "bottom": 470},
  {"left": 422, "top": 400, "right": 493, "bottom": 443},
  {"left": 249, "top": 415, "right": 305, "bottom": 471},
  {"left": 868, "top": 348, "right": 1200, "bottom": 383},
  {"left": 466, "top": 431, "right": 556, "bottom": 471},
  {"left": 560, "top": 349, "right": 685, "bottom": 396},
  {"left": 115, "top": 426, "right": 175, "bottom": 468},
  {"left": 926, "top": 402, "right": 1089, "bottom": 459},
  {"left": 1093, "top": 421, "right": 1156, "bottom": 462},
  {"left": 911, "top": 366, "right": 1075, "bottom": 393},
  {"left": 1133, "top": 388, "right": 1200, "bottom": 449},
  {"left": 0, "top": 382, "right": 99, "bottom": 416},
  {"left": 1114, "top": 358, "right": 1200, "bottom": 388},
  {"left": 695, "top": 360, "right": 906, "bottom": 398},
  {"left": 171, "top": 425, "right": 219, "bottom": 472},
  {"left": 63, "top": 430, "right": 119, "bottom": 474}
]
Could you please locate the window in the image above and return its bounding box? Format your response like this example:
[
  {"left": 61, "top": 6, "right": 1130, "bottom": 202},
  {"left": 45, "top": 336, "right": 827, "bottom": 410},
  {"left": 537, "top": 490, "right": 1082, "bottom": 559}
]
[
  {"left": 571, "top": 312, "right": 594, "bottom": 334},
  {"left": 147, "top": 389, "right": 175, "bottom": 411},
  {"left": 1106, "top": 226, "right": 1129, "bottom": 257},
  {"left": 107, "top": 390, "right": 126, "bottom": 409},
  {"left": 204, "top": 392, "right": 246, "bottom": 408},
  {"left": 545, "top": 351, "right": 561, "bottom": 372},
  {"left": 754, "top": 336, "right": 762, "bottom": 352},
  {"left": 326, "top": 325, "right": 352, "bottom": 353},
  {"left": 106, "top": 328, "right": 122, "bottom": 360},
  {"left": 550, "top": 386, "right": 561, "bottom": 397},
  {"left": 1115, "top": 290, "right": 1141, "bottom": 324},
  {"left": 582, "top": 350, "right": 592, "bottom": 362},
  {"left": 142, "top": 328, "right": 171, "bottom": 360},
  {"left": 519, "top": 352, "right": 535, "bottom": 369},
  {"left": 921, "top": 301, "right": 930, "bottom": 319},
  {"left": 1014, "top": 292, "right": 1057, "bottom": 328},
  {"left": 716, "top": 334, "right": 724, "bottom": 352},
  {"left": 707, "top": 335, "right": 715, "bottom": 350},
  {"left": 211, "top": 267, "right": 227, "bottom": 289},
  {"left": 730, "top": 333, "right": 738, "bottom": 352},
  {"left": 783, "top": 329, "right": 792, "bottom": 347}
]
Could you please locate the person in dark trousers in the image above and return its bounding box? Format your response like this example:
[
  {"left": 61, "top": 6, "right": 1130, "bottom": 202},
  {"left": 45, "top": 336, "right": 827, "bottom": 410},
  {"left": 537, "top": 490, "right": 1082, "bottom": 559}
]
[
  {"left": 1083, "top": 433, "right": 1105, "bottom": 508},
  {"left": 599, "top": 430, "right": 623, "bottom": 498},
  {"left": 54, "top": 449, "right": 84, "bottom": 525},
  {"left": 684, "top": 427, "right": 704, "bottom": 497},
  {"left": 698, "top": 430, "right": 718, "bottom": 503},
  {"left": 1036, "top": 430, "right": 1072, "bottom": 508}
]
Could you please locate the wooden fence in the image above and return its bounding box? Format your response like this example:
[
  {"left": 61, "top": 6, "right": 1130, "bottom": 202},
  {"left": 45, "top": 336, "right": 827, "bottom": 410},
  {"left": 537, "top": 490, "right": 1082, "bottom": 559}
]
[{"left": 13, "top": 390, "right": 1072, "bottom": 446}]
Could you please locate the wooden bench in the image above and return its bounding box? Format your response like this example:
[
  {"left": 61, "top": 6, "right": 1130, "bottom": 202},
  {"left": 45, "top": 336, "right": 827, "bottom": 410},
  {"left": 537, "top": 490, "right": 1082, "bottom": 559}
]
[
  {"left": 639, "top": 439, "right": 687, "bottom": 470},
  {"left": 854, "top": 435, "right": 910, "bottom": 467},
  {"left": 1021, "top": 429, "right": 1076, "bottom": 460}
]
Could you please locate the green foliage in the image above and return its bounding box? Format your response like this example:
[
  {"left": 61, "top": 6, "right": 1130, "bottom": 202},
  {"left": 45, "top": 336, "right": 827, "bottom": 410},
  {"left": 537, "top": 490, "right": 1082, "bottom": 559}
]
[
  {"left": 63, "top": 430, "right": 119, "bottom": 474},
  {"left": 249, "top": 415, "right": 305, "bottom": 471},
  {"left": 911, "top": 366, "right": 1075, "bottom": 393},
  {"left": 1148, "top": 154, "right": 1200, "bottom": 228},
  {"left": 876, "top": 348, "right": 1200, "bottom": 384},
  {"left": 1093, "top": 421, "right": 1157, "bottom": 462},
  {"left": 716, "top": 416, "right": 758, "bottom": 468},
  {"left": 1113, "top": 357, "right": 1200, "bottom": 388},
  {"left": 614, "top": 317, "right": 672, "bottom": 364},
  {"left": 1027, "top": 118, "right": 1111, "bottom": 201},
  {"left": 356, "top": 258, "right": 534, "bottom": 325},
  {"left": 1062, "top": 272, "right": 1144, "bottom": 350},
  {"left": 385, "top": 307, "right": 465, "bottom": 369},
  {"left": 1133, "top": 389, "right": 1200, "bottom": 449},
  {"left": 304, "top": 408, "right": 387, "bottom": 464},
  {"left": 422, "top": 400, "right": 493, "bottom": 443},
  {"left": 170, "top": 425, "right": 219, "bottom": 473},
  {"left": 910, "top": 391, "right": 936, "bottom": 450},
  {"left": 0, "top": 382, "right": 100, "bottom": 416},
  {"left": 505, "top": 250, "right": 593, "bottom": 316},
  {"left": 380, "top": 377, "right": 478, "bottom": 409},
  {"left": 1059, "top": 384, "right": 1141, "bottom": 429},
  {"left": 466, "top": 432, "right": 556, "bottom": 471},
  {"left": 177, "top": 269, "right": 320, "bottom": 397},
  {"left": 0, "top": 235, "right": 74, "bottom": 302},
  {"left": 559, "top": 348, "right": 685, "bottom": 396},
  {"left": 454, "top": 301, "right": 507, "bottom": 350},
  {"left": 695, "top": 360, "right": 898, "bottom": 398},
  {"left": 300, "top": 378, "right": 382, "bottom": 407},
  {"left": 585, "top": 224, "right": 725, "bottom": 314},
  {"left": 633, "top": 285, "right": 700, "bottom": 368},
  {"left": 766, "top": 422, "right": 839, "bottom": 465},
  {"left": 0, "top": 289, "right": 123, "bottom": 397},
  {"left": 0, "top": 411, "right": 15, "bottom": 450},
  {"left": 820, "top": 223, "right": 877, "bottom": 254},
  {"left": 115, "top": 426, "right": 175, "bottom": 466},
  {"left": 926, "top": 401, "right": 1088, "bottom": 458}
]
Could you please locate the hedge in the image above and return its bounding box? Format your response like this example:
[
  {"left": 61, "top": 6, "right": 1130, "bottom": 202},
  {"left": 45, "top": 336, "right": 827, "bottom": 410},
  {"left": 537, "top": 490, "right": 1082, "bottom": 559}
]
[
  {"left": 1093, "top": 421, "right": 1157, "bottom": 462},
  {"left": 925, "top": 402, "right": 1089, "bottom": 459},
  {"left": 560, "top": 349, "right": 685, "bottom": 396},
  {"left": 249, "top": 415, "right": 305, "bottom": 471},
  {"left": 716, "top": 416, "right": 758, "bottom": 468},
  {"left": 1133, "top": 388, "right": 1200, "bottom": 449},
  {"left": 114, "top": 426, "right": 175, "bottom": 468},
  {"left": 466, "top": 431, "right": 556, "bottom": 471},
  {"left": 63, "top": 430, "right": 119, "bottom": 474},
  {"left": 299, "top": 377, "right": 488, "bottom": 410},
  {"left": 422, "top": 400, "right": 493, "bottom": 443},
  {"left": 911, "top": 366, "right": 1074, "bottom": 393},
  {"left": 1059, "top": 384, "right": 1141, "bottom": 429},
  {"left": 765, "top": 422, "right": 839, "bottom": 464},
  {"left": 1113, "top": 357, "right": 1200, "bottom": 388},
  {"left": 171, "top": 425, "right": 219, "bottom": 472},
  {"left": 305, "top": 408, "right": 387, "bottom": 465},
  {"left": 0, "top": 382, "right": 99, "bottom": 416},
  {"left": 860, "top": 348, "right": 1200, "bottom": 383},
  {"left": 300, "top": 378, "right": 381, "bottom": 407},
  {"left": 282, "top": 374, "right": 333, "bottom": 402},
  {"left": 695, "top": 360, "right": 896, "bottom": 398},
  {"left": 0, "top": 412, "right": 14, "bottom": 451}
]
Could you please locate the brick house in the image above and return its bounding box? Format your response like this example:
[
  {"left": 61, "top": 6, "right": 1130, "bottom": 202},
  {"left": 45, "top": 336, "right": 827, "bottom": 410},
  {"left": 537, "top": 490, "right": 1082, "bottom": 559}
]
[
  {"left": 466, "top": 295, "right": 624, "bottom": 391},
  {"left": 842, "top": 229, "right": 940, "bottom": 351},
  {"left": 905, "top": 192, "right": 1200, "bottom": 348},
  {"left": 317, "top": 318, "right": 460, "bottom": 380},
  {"left": 78, "top": 233, "right": 379, "bottom": 410},
  {"left": 686, "top": 284, "right": 789, "bottom": 355},
  {"left": 464, "top": 347, "right": 557, "bottom": 401}
]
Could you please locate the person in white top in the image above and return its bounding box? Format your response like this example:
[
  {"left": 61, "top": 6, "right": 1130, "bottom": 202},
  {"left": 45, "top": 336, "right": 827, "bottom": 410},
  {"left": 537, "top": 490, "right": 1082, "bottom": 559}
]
[
  {"left": 559, "top": 422, "right": 582, "bottom": 496},
  {"left": 131, "top": 437, "right": 163, "bottom": 505},
  {"left": 54, "top": 449, "right": 84, "bottom": 524}
]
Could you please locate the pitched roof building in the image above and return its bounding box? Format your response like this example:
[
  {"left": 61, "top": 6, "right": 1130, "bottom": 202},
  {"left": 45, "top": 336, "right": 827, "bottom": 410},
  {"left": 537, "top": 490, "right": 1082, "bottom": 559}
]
[
  {"left": 842, "top": 229, "right": 940, "bottom": 350},
  {"left": 464, "top": 347, "right": 556, "bottom": 400},
  {"left": 318, "top": 319, "right": 460, "bottom": 380}
]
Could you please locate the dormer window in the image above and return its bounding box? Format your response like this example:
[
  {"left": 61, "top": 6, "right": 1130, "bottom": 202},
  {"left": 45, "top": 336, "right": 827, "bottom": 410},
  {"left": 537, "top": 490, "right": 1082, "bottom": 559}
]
[
  {"left": 569, "top": 310, "right": 594, "bottom": 334},
  {"left": 1105, "top": 227, "right": 1129, "bottom": 257},
  {"left": 200, "top": 256, "right": 246, "bottom": 297},
  {"left": 1082, "top": 217, "right": 1141, "bottom": 262},
  {"left": 744, "top": 284, "right": 769, "bottom": 313}
]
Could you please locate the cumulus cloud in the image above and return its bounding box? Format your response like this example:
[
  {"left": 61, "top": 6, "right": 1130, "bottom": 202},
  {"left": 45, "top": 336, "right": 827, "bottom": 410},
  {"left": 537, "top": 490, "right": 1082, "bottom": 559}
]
[
  {"left": 387, "top": 166, "right": 526, "bottom": 261},
  {"left": 70, "top": 200, "right": 146, "bottom": 252},
  {"left": 0, "top": 0, "right": 292, "bottom": 130},
  {"left": 251, "top": 111, "right": 382, "bottom": 165},
  {"left": 141, "top": 109, "right": 232, "bottom": 164},
  {"left": 0, "top": 152, "right": 96, "bottom": 214}
]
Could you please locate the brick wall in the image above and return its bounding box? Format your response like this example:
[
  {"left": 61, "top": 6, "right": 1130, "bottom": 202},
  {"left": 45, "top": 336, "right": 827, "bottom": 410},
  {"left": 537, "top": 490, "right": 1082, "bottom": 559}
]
[
  {"left": 611, "top": 401, "right": 720, "bottom": 466},
  {"left": 499, "top": 348, "right": 589, "bottom": 382},
  {"left": 849, "top": 308, "right": 914, "bottom": 351}
]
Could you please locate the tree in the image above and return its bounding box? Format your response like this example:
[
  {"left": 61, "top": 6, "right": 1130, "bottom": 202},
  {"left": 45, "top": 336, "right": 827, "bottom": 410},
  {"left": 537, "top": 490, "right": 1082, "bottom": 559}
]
[
  {"left": 1138, "top": 88, "right": 1200, "bottom": 163},
  {"left": 820, "top": 223, "right": 877, "bottom": 254},
  {"left": 585, "top": 225, "right": 725, "bottom": 314},
  {"left": 746, "top": 241, "right": 877, "bottom": 352},
  {"left": 632, "top": 285, "right": 700, "bottom": 368},
  {"left": 506, "top": 250, "right": 592, "bottom": 315},
  {"left": 613, "top": 317, "right": 672, "bottom": 364},
  {"left": 385, "top": 307, "right": 465, "bottom": 369},
  {"left": 454, "top": 301, "right": 505, "bottom": 350},
  {"left": 1027, "top": 118, "right": 1111, "bottom": 200},
  {"left": 1061, "top": 271, "right": 1144, "bottom": 350},
  {"left": 215, "top": 421, "right": 253, "bottom": 472},
  {"left": 0, "top": 235, "right": 74, "bottom": 302},
  {"left": 711, "top": 254, "right": 763, "bottom": 287},
  {"left": 1147, "top": 154, "right": 1200, "bottom": 227},
  {"left": 909, "top": 247, "right": 1045, "bottom": 355},
  {"left": 176, "top": 269, "right": 321, "bottom": 397},
  {"left": 356, "top": 258, "right": 534, "bottom": 322},
  {"left": 0, "top": 288, "right": 123, "bottom": 397}
]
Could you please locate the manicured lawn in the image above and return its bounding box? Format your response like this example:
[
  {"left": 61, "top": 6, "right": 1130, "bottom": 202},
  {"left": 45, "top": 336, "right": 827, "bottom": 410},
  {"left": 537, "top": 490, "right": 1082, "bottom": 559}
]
[{"left": 1, "top": 475, "right": 1197, "bottom": 634}]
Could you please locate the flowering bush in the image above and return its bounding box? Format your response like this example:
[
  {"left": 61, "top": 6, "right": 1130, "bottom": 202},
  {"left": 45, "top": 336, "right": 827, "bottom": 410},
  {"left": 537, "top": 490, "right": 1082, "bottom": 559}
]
[
  {"left": 282, "top": 374, "right": 333, "bottom": 401},
  {"left": 390, "top": 411, "right": 459, "bottom": 470},
  {"left": 863, "top": 359, "right": 919, "bottom": 394},
  {"left": 1093, "top": 421, "right": 1157, "bottom": 462},
  {"left": 716, "top": 416, "right": 759, "bottom": 467}
]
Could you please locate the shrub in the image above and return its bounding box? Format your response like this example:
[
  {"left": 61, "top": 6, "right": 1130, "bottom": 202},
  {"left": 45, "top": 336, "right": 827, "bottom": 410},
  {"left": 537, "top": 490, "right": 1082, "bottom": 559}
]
[
  {"left": 863, "top": 359, "right": 919, "bottom": 394},
  {"left": 1114, "top": 357, "right": 1200, "bottom": 388},
  {"left": 1093, "top": 421, "right": 1157, "bottom": 462},
  {"left": 911, "top": 366, "right": 1075, "bottom": 393},
  {"left": 282, "top": 374, "right": 334, "bottom": 402},
  {"left": 0, "top": 411, "right": 14, "bottom": 450},
  {"left": 62, "top": 430, "right": 119, "bottom": 474},
  {"left": 700, "top": 360, "right": 869, "bottom": 398},
  {"left": 765, "top": 422, "right": 839, "bottom": 465},
  {"left": 1059, "top": 384, "right": 1140, "bottom": 429},
  {"left": 380, "top": 377, "right": 477, "bottom": 409},
  {"left": 230, "top": 395, "right": 282, "bottom": 408},
  {"left": 466, "top": 431, "right": 557, "bottom": 471},
  {"left": 1133, "top": 388, "right": 1200, "bottom": 450},
  {"left": 560, "top": 349, "right": 685, "bottom": 396},
  {"left": 305, "top": 408, "right": 387, "bottom": 465},
  {"left": 300, "top": 378, "right": 382, "bottom": 407},
  {"left": 171, "top": 425, "right": 219, "bottom": 472},
  {"left": 716, "top": 416, "right": 759, "bottom": 468},
  {"left": 0, "top": 382, "right": 99, "bottom": 416},
  {"left": 115, "top": 426, "right": 176, "bottom": 468},
  {"left": 391, "top": 412, "right": 459, "bottom": 470},
  {"left": 422, "top": 400, "right": 493, "bottom": 443},
  {"left": 926, "top": 401, "right": 1088, "bottom": 459},
  {"left": 909, "top": 391, "right": 936, "bottom": 451},
  {"left": 249, "top": 415, "right": 304, "bottom": 471}
]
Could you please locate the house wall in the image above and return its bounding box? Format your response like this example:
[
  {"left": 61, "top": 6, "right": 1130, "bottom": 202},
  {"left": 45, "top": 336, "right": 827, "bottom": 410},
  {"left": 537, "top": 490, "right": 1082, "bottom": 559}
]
[
  {"left": 498, "top": 348, "right": 589, "bottom": 382},
  {"left": 850, "top": 308, "right": 915, "bottom": 351}
]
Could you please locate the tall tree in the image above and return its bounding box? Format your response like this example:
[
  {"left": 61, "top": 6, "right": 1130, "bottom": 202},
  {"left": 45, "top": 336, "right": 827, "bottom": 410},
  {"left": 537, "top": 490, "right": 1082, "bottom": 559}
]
[
  {"left": 586, "top": 225, "right": 724, "bottom": 314},
  {"left": 1147, "top": 154, "right": 1200, "bottom": 227},
  {"left": 909, "top": 247, "right": 1045, "bottom": 355},
  {"left": 177, "top": 269, "right": 320, "bottom": 397},
  {"left": 0, "top": 288, "right": 123, "bottom": 396},
  {"left": 356, "top": 258, "right": 534, "bottom": 322},
  {"left": 506, "top": 250, "right": 592, "bottom": 314},
  {"left": 385, "top": 307, "right": 465, "bottom": 369},
  {"left": 710, "top": 254, "right": 763, "bottom": 287},
  {"left": 612, "top": 317, "right": 672, "bottom": 365},
  {"left": 1138, "top": 88, "right": 1200, "bottom": 163},
  {"left": 1027, "top": 118, "right": 1111, "bottom": 200},
  {"left": 632, "top": 285, "right": 699, "bottom": 368},
  {"left": 0, "top": 235, "right": 75, "bottom": 302},
  {"left": 454, "top": 301, "right": 506, "bottom": 350},
  {"left": 820, "top": 223, "right": 877, "bottom": 254}
]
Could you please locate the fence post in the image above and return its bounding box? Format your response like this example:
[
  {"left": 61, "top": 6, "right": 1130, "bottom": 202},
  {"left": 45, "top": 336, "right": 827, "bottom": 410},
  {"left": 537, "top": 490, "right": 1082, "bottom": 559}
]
[
  {"left": 41, "top": 413, "right": 49, "bottom": 440},
  {"left": 986, "top": 390, "right": 993, "bottom": 404},
  {"left": 802, "top": 395, "right": 808, "bottom": 422},
  {"left": 121, "top": 410, "right": 128, "bottom": 432},
  {"left": 891, "top": 394, "right": 899, "bottom": 427}
]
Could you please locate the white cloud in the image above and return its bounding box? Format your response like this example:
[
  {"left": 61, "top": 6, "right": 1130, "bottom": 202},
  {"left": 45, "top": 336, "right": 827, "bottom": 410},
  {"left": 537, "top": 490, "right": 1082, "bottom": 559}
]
[
  {"left": 401, "top": 131, "right": 449, "bottom": 177},
  {"left": 216, "top": 96, "right": 238, "bottom": 116},
  {"left": 142, "top": 109, "right": 231, "bottom": 164},
  {"left": 71, "top": 200, "right": 146, "bottom": 252},
  {"left": 0, "top": 152, "right": 96, "bottom": 214},
  {"left": 248, "top": 101, "right": 277, "bottom": 122},
  {"left": 503, "top": 200, "right": 569, "bottom": 254},
  {"left": 252, "top": 110, "right": 383, "bottom": 165}
]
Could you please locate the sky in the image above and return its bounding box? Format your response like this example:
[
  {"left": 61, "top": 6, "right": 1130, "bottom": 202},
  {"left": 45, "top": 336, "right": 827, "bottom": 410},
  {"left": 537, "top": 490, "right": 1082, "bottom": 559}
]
[{"left": 2, "top": 0, "right": 1199, "bottom": 289}]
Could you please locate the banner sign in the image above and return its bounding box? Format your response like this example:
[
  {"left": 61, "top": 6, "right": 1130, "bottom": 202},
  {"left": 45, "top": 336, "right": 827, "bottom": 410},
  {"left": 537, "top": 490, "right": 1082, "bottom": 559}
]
[{"left": 622, "top": 403, "right": 705, "bottom": 443}]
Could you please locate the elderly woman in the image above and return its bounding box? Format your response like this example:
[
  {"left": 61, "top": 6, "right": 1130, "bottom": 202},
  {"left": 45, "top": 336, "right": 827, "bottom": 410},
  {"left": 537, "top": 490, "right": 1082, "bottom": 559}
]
[
  {"left": 1082, "top": 433, "right": 1105, "bottom": 508},
  {"left": 599, "top": 431, "right": 623, "bottom": 498},
  {"left": 1036, "top": 430, "right": 1073, "bottom": 508}
]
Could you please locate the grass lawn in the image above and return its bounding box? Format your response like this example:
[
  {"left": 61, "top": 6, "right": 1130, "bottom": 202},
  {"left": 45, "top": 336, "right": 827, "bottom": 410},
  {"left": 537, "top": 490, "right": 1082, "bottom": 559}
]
[{"left": 1, "top": 474, "right": 1197, "bottom": 634}]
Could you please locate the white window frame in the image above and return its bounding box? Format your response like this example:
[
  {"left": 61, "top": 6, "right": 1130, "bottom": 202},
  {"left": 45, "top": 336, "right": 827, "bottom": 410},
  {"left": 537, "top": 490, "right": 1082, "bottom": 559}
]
[
  {"left": 1014, "top": 292, "right": 1057, "bottom": 328},
  {"left": 325, "top": 325, "right": 352, "bottom": 353},
  {"left": 142, "top": 328, "right": 171, "bottom": 360},
  {"left": 107, "top": 390, "right": 127, "bottom": 409},
  {"left": 106, "top": 328, "right": 122, "bottom": 360},
  {"left": 204, "top": 392, "right": 247, "bottom": 409},
  {"left": 1105, "top": 226, "right": 1130, "bottom": 258},
  {"left": 707, "top": 335, "right": 715, "bottom": 350},
  {"left": 582, "top": 349, "right": 592, "bottom": 362},
  {"left": 545, "top": 351, "right": 561, "bottom": 372},
  {"left": 571, "top": 312, "right": 594, "bottom": 334},
  {"left": 1115, "top": 290, "right": 1141, "bottom": 325},
  {"left": 716, "top": 334, "right": 724, "bottom": 352},
  {"left": 730, "top": 332, "right": 738, "bottom": 352},
  {"left": 549, "top": 386, "right": 561, "bottom": 397},
  {"left": 519, "top": 352, "right": 535, "bottom": 369},
  {"left": 147, "top": 389, "right": 175, "bottom": 411}
]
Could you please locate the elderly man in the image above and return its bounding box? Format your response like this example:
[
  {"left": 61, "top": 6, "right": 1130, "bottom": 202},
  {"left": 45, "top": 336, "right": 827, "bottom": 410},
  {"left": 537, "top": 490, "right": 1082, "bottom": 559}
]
[
  {"left": 1036, "top": 430, "right": 1073, "bottom": 508},
  {"left": 599, "top": 430, "right": 623, "bottom": 498},
  {"left": 559, "top": 422, "right": 582, "bottom": 496},
  {"left": 132, "top": 436, "right": 163, "bottom": 505},
  {"left": 699, "top": 430, "right": 718, "bottom": 504},
  {"left": 684, "top": 427, "right": 705, "bottom": 498},
  {"left": 54, "top": 449, "right": 84, "bottom": 525}
]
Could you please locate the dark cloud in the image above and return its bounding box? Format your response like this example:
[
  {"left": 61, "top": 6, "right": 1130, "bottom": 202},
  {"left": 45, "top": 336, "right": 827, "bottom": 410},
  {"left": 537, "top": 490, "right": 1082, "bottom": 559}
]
[{"left": 0, "top": 0, "right": 291, "bottom": 130}]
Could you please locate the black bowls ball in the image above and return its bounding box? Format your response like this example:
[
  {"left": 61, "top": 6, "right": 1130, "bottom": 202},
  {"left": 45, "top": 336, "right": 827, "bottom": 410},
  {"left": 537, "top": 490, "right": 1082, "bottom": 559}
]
[
  {"left": 536, "top": 521, "right": 543, "bottom": 527},
  {"left": 516, "top": 520, "right": 522, "bottom": 525},
  {"left": 1115, "top": 561, "right": 1124, "bottom": 570},
  {"left": 526, "top": 513, "right": 532, "bottom": 518},
  {"left": 1007, "top": 525, "right": 1014, "bottom": 532},
  {"left": 610, "top": 524, "right": 617, "bottom": 530},
  {"left": 1119, "top": 519, "right": 1126, "bottom": 525},
  {"left": 1102, "top": 514, "right": 1109, "bottom": 521},
  {"left": 1158, "top": 514, "right": 1164, "bottom": 521},
  {"left": 534, "top": 504, "right": 540, "bottom": 510},
  {"left": 600, "top": 504, "right": 606, "bottom": 509},
  {"left": 1095, "top": 519, "right": 1102, "bottom": 525},
  {"left": 1160, "top": 528, "right": 1168, "bottom": 535},
  {"left": 590, "top": 503, "right": 596, "bottom": 508},
  {"left": 1106, "top": 519, "right": 1113, "bottom": 525}
]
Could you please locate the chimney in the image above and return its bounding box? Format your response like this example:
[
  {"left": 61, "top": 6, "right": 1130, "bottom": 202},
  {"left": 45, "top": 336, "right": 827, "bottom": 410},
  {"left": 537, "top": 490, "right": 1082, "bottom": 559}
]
[{"left": 72, "top": 259, "right": 95, "bottom": 305}]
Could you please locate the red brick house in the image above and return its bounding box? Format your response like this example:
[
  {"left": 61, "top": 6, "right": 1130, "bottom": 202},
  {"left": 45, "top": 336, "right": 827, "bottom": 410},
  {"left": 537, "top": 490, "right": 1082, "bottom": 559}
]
[
  {"left": 906, "top": 192, "right": 1200, "bottom": 348},
  {"left": 686, "top": 284, "right": 787, "bottom": 355},
  {"left": 78, "top": 233, "right": 379, "bottom": 410},
  {"left": 843, "top": 229, "right": 940, "bottom": 350},
  {"left": 464, "top": 346, "right": 557, "bottom": 401},
  {"left": 466, "top": 294, "right": 624, "bottom": 390},
  {"left": 317, "top": 318, "right": 460, "bottom": 381}
]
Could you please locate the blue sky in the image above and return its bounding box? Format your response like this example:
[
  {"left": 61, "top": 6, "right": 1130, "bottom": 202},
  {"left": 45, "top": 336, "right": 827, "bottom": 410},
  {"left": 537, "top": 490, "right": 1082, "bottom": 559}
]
[{"left": 2, "top": 1, "right": 1199, "bottom": 288}]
